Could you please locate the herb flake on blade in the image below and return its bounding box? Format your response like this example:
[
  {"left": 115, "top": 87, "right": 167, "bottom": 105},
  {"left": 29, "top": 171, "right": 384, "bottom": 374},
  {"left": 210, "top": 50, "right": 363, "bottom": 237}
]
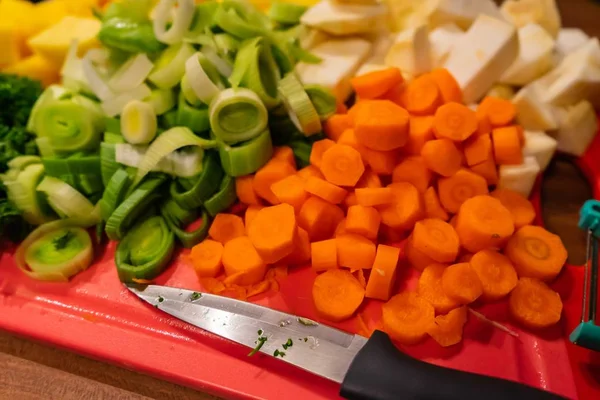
[
  {"left": 248, "top": 336, "right": 267, "bottom": 357},
  {"left": 157, "top": 296, "right": 164, "bottom": 303},
  {"left": 282, "top": 338, "right": 293, "bottom": 350},
  {"left": 273, "top": 349, "right": 285, "bottom": 358},
  {"left": 190, "top": 292, "right": 202, "bottom": 301}
]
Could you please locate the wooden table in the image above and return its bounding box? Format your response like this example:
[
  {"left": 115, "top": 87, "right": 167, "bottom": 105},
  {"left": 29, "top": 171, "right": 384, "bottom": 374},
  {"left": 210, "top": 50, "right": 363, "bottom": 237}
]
[{"left": 2, "top": 1, "right": 600, "bottom": 399}]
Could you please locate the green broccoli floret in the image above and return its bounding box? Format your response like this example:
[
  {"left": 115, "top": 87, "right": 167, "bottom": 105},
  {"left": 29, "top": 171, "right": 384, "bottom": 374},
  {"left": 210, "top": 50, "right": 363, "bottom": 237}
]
[{"left": 0, "top": 73, "right": 43, "bottom": 128}]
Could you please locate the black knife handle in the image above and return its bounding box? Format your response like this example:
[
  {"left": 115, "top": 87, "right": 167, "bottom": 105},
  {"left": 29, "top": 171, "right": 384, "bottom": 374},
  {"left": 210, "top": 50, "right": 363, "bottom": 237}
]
[{"left": 340, "top": 330, "right": 567, "bottom": 400}]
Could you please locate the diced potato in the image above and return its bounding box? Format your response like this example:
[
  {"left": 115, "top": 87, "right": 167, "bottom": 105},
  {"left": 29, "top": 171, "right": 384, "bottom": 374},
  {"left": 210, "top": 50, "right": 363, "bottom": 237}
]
[
  {"left": 522, "top": 130, "right": 557, "bottom": 171},
  {"left": 556, "top": 28, "right": 590, "bottom": 59},
  {"left": 486, "top": 84, "right": 515, "bottom": 100},
  {"left": 498, "top": 156, "right": 541, "bottom": 198},
  {"left": 512, "top": 84, "right": 558, "bottom": 131},
  {"left": 300, "top": 0, "right": 388, "bottom": 36},
  {"left": 500, "top": 0, "right": 561, "bottom": 38},
  {"left": 2, "top": 54, "right": 60, "bottom": 87},
  {"left": 429, "top": 23, "right": 463, "bottom": 68},
  {"left": 553, "top": 100, "right": 598, "bottom": 157},
  {"left": 385, "top": 25, "right": 431, "bottom": 77}
]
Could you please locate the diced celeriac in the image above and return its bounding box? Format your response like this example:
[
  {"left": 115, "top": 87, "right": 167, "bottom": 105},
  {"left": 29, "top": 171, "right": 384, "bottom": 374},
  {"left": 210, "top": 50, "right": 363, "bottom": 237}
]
[
  {"left": 299, "top": 27, "right": 331, "bottom": 50},
  {"left": 522, "top": 130, "right": 557, "bottom": 171},
  {"left": 556, "top": 28, "right": 590, "bottom": 59},
  {"left": 486, "top": 84, "right": 515, "bottom": 100},
  {"left": 356, "top": 63, "right": 388, "bottom": 76},
  {"left": 365, "top": 33, "right": 394, "bottom": 65},
  {"left": 444, "top": 15, "right": 518, "bottom": 104},
  {"left": 384, "top": 0, "right": 435, "bottom": 32},
  {"left": 553, "top": 100, "right": 598, "bottom": 157},
  {"left": 429, "top": 0, "right": 503, "bottom": 30},
  {"left": 500, "top": 0, "right": 561, "bottom": 38},
  {"left": 512, "top": 84, "right": 558, "bottom": 131},
  {"left": 498, "top": 156, "right": 541, "bottom": 198},
  {"left": 296, "top": 38, "right": 372, "bottom": 101},
  {"left": 385, "top": 25, "right": 431, "bottom": 76},
  {"left": 429, "top": 23, "right": 463, "bottom": 68},
  {"left": 499, "top": 23, "right": 555, "bottom": 86},
  {"left": 300, "top": 0, "right": 388, "bottom": 36}
]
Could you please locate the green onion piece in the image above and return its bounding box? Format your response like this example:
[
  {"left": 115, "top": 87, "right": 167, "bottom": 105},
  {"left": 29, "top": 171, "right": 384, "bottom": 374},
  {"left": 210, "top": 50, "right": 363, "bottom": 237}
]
[
  {"left": 288, "top": 43, "right": 322, "bottom": 64},
  {"left": 153, "top": 0, "right": 195, "bottom": 45},
  {"left": 170, "top": 151, "right": 223, "bottom": 209},
  {"left": 100, "top": 142, "right": 120, "bottom": 185},
  {"left": 268, "top": 2, "right": 307, "bottom": 25},
  {"left": 213, "top": 3, "right": 267, "bottom": 39},
  {"left": 288, "top": 140, "right": 312, "bottom": 169},
  {"left": 99, "top": 169, "right": 131, "bottom": 221},
  {"left": 218, "top": 129, "right": 273, "bottom": 177},
  {"left": 161, "top": 206, "right": 211, "bottom": 248},
  {"left": 37, "top": 176, "right": 96, "bottom": 221},
  {"left": 105, "top": 117, "right": 122, "bottom": 134},
  {"left": 184, "top": 52, "right": 224, "bottom": 105},
  {"left": 115, "top": 215, "right": 175, "bottom": 282},
  {"left": 305, "top": 85, "right": 337, "bottom": 120},
  {"left": 209, "top": 88, "right": 268, "bottom": 144},
  {"left": 185, "top": 1, "right": 219, "bottom": 40},
  {"left": 121, "top": 100, "right": 157, "bottom": 145},
  {"left": 144, "top": 88, "right": 176, "bottom": 115},
  {"left": 148, "top": 42, "right": 196, "bottom": 89},
  {"left": 105, "top": 175, "right": 166, "bottom": 240},
  {"left": 278, "top": 73, "right": 322, "bottom": 136},
  {"left": 204, "top": 175, "right": 236, "bottom": 217},
  {"left": 176, "top": 93, "right": 210, "bottom": 133},
  {"left": 180, "top": 75, "right": 202, "bottom": 107}
]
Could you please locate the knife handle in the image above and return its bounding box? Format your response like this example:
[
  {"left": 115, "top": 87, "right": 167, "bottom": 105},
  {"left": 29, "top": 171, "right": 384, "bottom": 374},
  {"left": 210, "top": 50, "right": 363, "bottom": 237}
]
[{"left": 340, "top": 330, "right": 566, "bottom": 400}]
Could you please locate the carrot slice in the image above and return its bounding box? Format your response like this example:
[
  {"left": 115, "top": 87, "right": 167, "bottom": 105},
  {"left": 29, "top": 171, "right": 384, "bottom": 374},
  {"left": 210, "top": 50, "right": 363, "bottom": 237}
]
[
  {"left": 351, "top": 67, "right": 404, "bottom": 99},
  {"left": 253, "top": 159, "right": 296, "bottom": 204},
  {"left": 418, "top": 264, "right": 460, "bottom": 314},
  {"left": 464, "top": 133, "right": 492, "bottom": 166},
  {"left": 459, "top": 253, "right": 474, "bottom": 263},
  {"left": 320, "top": 144, "right": 365, "bottom": 187},
  {"left": 470, "top": 157, "right": 499, "bottom": 185},
  {"left": 282, "top": 227, "right": 311, "bottom": 265},
  {"left": 236, "top": 175, "right": 261, "bottom": 205},
  {"left": 310, "top": 139, "right": 336, "bottom": 169},
  {"left": 476, "top": 109, "right": 493, "bottom": 136},
  {"left": 391, "top": 156, "right": 432, "bottom": 194},
  {"left": 508, "top": 277, "right": 563, "bottom": 329},
  {"left": 336, "top": 234, "right": 377, "bottom": 269},
  {"left": 335, "top": 218, "right": 348, "bottom": 237},
  {"left": 201, "top": 277, "right": 226, "bottom": 294},
  {"left": 297, "top": 165, "right": 324, "bottom": 181},
  {"left": 298, "top": 196, "right": 345, "bottom": 241},
  {"left": 379, "top": 182, "right": 424, "bottom": 231},
  {"left": 190, "top": 239, "right": 224, "bottom": 278},
  {"left": 505, "top": 225, "right": 567, "bottom": 282},
  {"left": 491, "top": 189, "right": 535, "bottom": 229},
  {"left": 424, "top": 186, "right": 449, "bottom": 221},
  {"left": 379, "top": 224, "right": 407, "bottom": 244},
  {"left": 405, "top": 234, "right": 437, "bottom": 271},
  {"left": 382, "top": 291, "right": 435, "bottom": 344},
  {"left": 478, "top": 96, "right": 516, "bottom": 127},
  {"left": 304, "top": 176, "right": 348, "bottom": 204},
  {"left": 324, "top": 114, "right": 352, "bottom": 142},
  {"left": 311, "top": 239, "right": 339, "bottom": 272},
  {"left": 355, "top": 187, "right": 394, "bottom": 207},
  {"left": 492, "top": 126, "right": 523, "bottom": 165},
  {"left": 433, "top": 102, "right": 478, "bottom": 142},
  {"left": 348, "top": 101, "right": 367, "bottom": 123},
  {"left": 412, "top": 218, "right": 460, "bottom": 263},
  {"left": 247, "top": 204, "right": 297, "bottom": 263},
  {"left": 208, "top": 213, "right": 246, "bottom": 244},
  {"left": 470, "top": 249, "right": 518, "bottom": 301},
  {"left": 381, "top": 83, "right": 405, "bottom": 105},
  {"left": 313, "top": 269, "right": 365, "bottom": 322},
  {"left": 441, "top": 262, "right": 483, "bottom": 304},
  {"left": 353, "top": 268, "right": 367, "bottom": 288},
  {"left": 247, "top": 280, "right": 271, "bottom": 298},
  {"left": 337, "top": 100, "right": 348, "bottom": 114},
  {"left": 356, "top": 168, "right": 383, "bottom": 189},
  {"left": 437, "top": 168, "right": 489, "bottom": 214},
  {"left": 421, "top": 138, "right": 463, "bottom": 177},
  {"left": 244, "top": 205, "right": 263, "bottom": 229},
  {"left": 273, "top": 146, "right": 297, "bottom": 169},
  {"left": 429, "top": 68, "right": 462, "bottom": 104},
  {"left": 271, "top": 174, "right": 308, "bottom": 213},
  {"left": 401, "top": 74, "right": 442, "bottom": 115},
  {"left": 454, "top": 195, "right": 515, "bottom": 252},
  {"left": 222, "top": 236, "right": 267, "bottom": 285},
  {"left": 346, "top": 205, "right": 381, "bottom": 240},
  {"left": 361, "top": 147, "right": 399, "bottom": 176},
  {"left": 337, "top": 128, "right": 362, "bottom": 151},
  {"left": 343, "top": 191, "right": 358, "bottom": 209},
  {"left": 354, "top": 100, "right": 410, "bottom": 151},
  {"left": 427, "top": 306, "right": 468, "bottom": 347},
  {"left": 405, "top": 115, "right": 435, "bottom": 155},
  {"left": 365, "top": 244, "right": 400, "bottom": 301}
]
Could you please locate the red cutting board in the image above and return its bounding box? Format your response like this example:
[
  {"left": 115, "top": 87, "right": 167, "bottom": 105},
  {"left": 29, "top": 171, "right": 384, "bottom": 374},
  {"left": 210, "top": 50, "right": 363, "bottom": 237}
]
[{"left": 3, "top": 135, "right": 600, "bottom": 399}]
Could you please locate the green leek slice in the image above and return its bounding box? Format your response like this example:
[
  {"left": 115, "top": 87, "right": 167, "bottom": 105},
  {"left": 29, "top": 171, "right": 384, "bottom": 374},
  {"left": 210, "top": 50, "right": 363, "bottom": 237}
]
[
  {"left": 37, "top": 176, "right": 96, "bottom": 221},
  {"left": 2, "top": 164, "right": 56, "bottom": 225},
  {"left": 161, "top": 198, "right": 198, "bottom": 226},
  {"left": 305, "top": 84, "right": 337, "bottom": 120},
  {"left": 163, "top": 207, "right": 211, "bottom": 248},
  {"left": 104, "top": 132, "right": 125, "bottom": 144},
  {"left": 289, "top": 140, "right": 311, "bottom": 169},
  {"left": 100, "top": 142, "right": 120, "bottom": 186},
  {"left": 184, "top": 52, "right": 224, "bottom": 105},
  {"left": 105, "top": 117, "right": 122, "bottom": 134},
  {"left": 148, "top": 42, "right": 196, "bottom": 89},
  {"left": 278, "top": 73, "right": 321, "bottom": 136},
  {"left": 42, "top": 155, "right": 103, "bottom": 196},
  {"left": 176, "top": 93, "right": 210, "bottom": 133},
  {"left": 153, "top": 0, "right": 195, "bottom": 45},
  {"left": 204, "top": 174, "right": 236, "bottom": 217},
  {"left": 213, "top": 1, "right": 268, "bottom": 39},
  {"left": 108, "top": 53, "right": 154, "bottom": 93},
  {"left": 27, "top": 85, "right": 73, "bottom": 132},
  {"left": 180, "top": 75, "right": 202, "bottom": 106},
  {"left": 170, "top": 151, "right": 223, "bottom": 209},
  {"left": 7, "top": 156, "right": 42, "bottom": 171},
  {"left": 115, "top": 143, "right": 205, "bottom": 178},
  {"left": 101, "top": 84, "right": 152, "bottom": 117},
  {"left": 99, "top": 168, "right": 131, "bottom": 221},
  {"left": 185, "top": 1, "right": 219, "bottom": 40},
  {"left": 160, "top": 110, "right": 178, "bottom": 130},
  {"left": 268, "top": 2, "right": 307, "bottom": 25},
  {"left": 144, "top": 88, "right": 176, "bottom": 115},
  {"left": 218, "top": 128, "right": 273, "bottom": 177},
  {"left": 35, "top": 137, "right": 55, "bottom": 157},
  {"left": 121, "top": 100, "right": 157, "bottom": 145}
]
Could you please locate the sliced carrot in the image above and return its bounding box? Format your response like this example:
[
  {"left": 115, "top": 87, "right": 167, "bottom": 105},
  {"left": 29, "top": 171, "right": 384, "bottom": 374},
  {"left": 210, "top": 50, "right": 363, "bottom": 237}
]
[
  {"left": 311, "top": 239, "right": 339, "bottom": 272},
  {"left": 305, "top": 176, "right": 348, "bottom": 204},
  {"left": 427, "top": 306, "right": 468, "bottom": 347},
  {"left": 478, "top": 96, "right": 516, "bottom": 127},
  {"left": 190, "top": 239, "right": 224, "bottom": 278},
  {"left": 470, "top": 157, "right": 499, "bottom": 185},
  {"left": 320, "top": 144, "right": 365, "bottom": 187},
  {"left": 433, "top": 102, "right": 478, "bottom": 142},
  {"left": 236, "top": 175, "right": 261, "bottom": 206},
  {"left": 441, "top": 262, "right": 483, "bottom": 304},
  {"left": 222, "top": 236, "right": 267, "bottom": 285},
  {"left": 381, "top": 83, "right": 405, "bottom": 105},
  {"left": 313, "top": 269, "right": 365, "bottom": 322},
  {"left": 346, "top": 205, "right": 381, "bottom": 240},
  {"left": 348, "top": 101, "right": 367, "bottom": 123},
  {"left": 405, "top": 234, "right": 437, "bottom": 271},
  {"left": 418, "top": 263, "right": 460, "bottom": 314},
  {"left": 343, "top": 191, "right": 358, "bottom": 209},
  {"left": 337, "top": 128, "right": 362, "bottom": 150},
  {"left": 297, "top": 165, "right": 324, "bottom": 181},
  {"left": 505, "top": 225, "right": 567, "bottom": 282},
  {"left": 379, "top": 224, "right": 407, "bottom": 244},
  {"left": 424, "top": 186, "right": 449, "bottom": 221},
  {"left": 298, "top": 196, "right": 345, "bottom": 241},
  {"left": 470, "top": 249, "right": 518, "bottom": 301},
  {"left": 337, "top": 100, "right": 348, "bottom": 114},
  {"left": 247, "top": 280, "right": 271, "bottom": 298},
  {"left": 509, "top": 277, "right": 563, "bottom": 329},
  {"left": 208, "top": 213, "right": 245, "bottom": 244},
  {"left": 382, "top": 291, "right": 435, "bottom": 344},
  {"left": 356, "top": 168, "right": 383, "bottom": 189},
  {"left": 324, "top": 114, "right": 352, "bottom": 142},
  {"left": 335, "top": 218, "right": 348, "bottom": 237},
  {"left": 412, "top": 218, "right": 460, "bottom": 263},
  {"left": 379, "top": 182, "right": 424, "bottom": 231},
  {"left": 282, "top": 227, "right": 311, "bottom": 265},
  {"left": 247, "top": 204, "right": 297, "bottom": 263},
  {"left": 391, "top": 156, "right": 432, "bottom": 194},
  {"left": 336, "top": 234, "right": 377, "bottom": 269},
  {"left": 429, "top": 68, "right": 462, "bottom": 104},
  {"left": 437, "top": 168, "right": 489, "bottom": 214},
  {"left": 355, "top": 187, "right": 394, "bottom": 207},
  {"left": 271, "top": 174, "right": 308, "bottom": 213},
  {"left": 354, "top": 268, "right": 367, "bottom": 288},
  {"left": 454, "top": 195, "right": 515, "bottom": 252},
  {"left": 273, "top": 146, "right": 297, "bottom": 169},
  {"left": 253, "top": 159, "right": 296, "bottom": 205},
  {"left": 459, "top": 252, "right": 474, "bottom": 263},
  {"left": 491, "top": 189, "right": 535, "bottom": 229},
  {"left": 421, "top": 138, "right": 463, "bottom": 177},
  {"left": 401, "top": 74, "right": 442, "bottom": 115},
  {"left": 354, "top": 100, "right": 410, "bottom": 151},
  {"left": 476, "top": 109, "right": 493, "bottom": 136},
  {"left": 351, "top": 67, "right": 404, "bottom": 99},
  {"left": 365, "top": 244, "right": 400, "bottom": 301},
  {"left": 405, "top": 115, "right": 435, "bottom": 156},
  {"left": 492, "top": 126, "right": 523, "bottom": 165},
  {"left": 361, "top": 147, "right": 399, "bottom": 176},
  {"left": 310, "top": 139, "right": 336, "bottom": 169},
  {"left": 201, "top": 277, "right": 226, "bottom": 294},
  {"left": 464, "top": 133, "right": 492, "bottom": 166}
]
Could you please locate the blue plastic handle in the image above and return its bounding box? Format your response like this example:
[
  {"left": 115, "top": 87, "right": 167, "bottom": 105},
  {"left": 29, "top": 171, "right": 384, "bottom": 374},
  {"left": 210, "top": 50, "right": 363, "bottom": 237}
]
[{"left": 578, "top": 199, "right": 600, "bottom": 237}]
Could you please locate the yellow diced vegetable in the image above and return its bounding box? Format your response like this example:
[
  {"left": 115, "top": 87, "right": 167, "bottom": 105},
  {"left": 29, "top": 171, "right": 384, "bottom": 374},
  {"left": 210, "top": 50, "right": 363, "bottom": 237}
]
[
  {"left": 32, "top": 1, "right": 71, "bottom": 33},
  {"left": 2, "top": 54, "right": 60, "bottom": 87},
  {"left": 0, "top": 22, "right": 25, "bottom": 67}
]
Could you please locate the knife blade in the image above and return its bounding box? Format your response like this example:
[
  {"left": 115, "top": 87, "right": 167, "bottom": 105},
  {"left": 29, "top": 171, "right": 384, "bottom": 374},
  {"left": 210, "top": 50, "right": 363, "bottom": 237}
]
[{"left": 126, "top": 283, "right": 565, "bottom": 400}]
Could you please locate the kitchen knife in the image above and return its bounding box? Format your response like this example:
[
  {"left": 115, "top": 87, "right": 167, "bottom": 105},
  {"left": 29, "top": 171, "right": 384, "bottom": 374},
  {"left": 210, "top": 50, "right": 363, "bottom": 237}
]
[{"left": 126, "top": 283, "right": 565, "bottom": 400}]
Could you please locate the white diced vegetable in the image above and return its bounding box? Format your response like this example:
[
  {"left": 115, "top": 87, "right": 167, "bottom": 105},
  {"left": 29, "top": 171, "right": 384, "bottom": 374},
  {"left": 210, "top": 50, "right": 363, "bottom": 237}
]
[
  {"left": 553, "top": 100, "right": 598, "bottom": 157},
  {"left": 512, "top": 84, "right": 558, "bottom": 131},
  {"left": 429, "top": 0, "right": 503, "bottom": 30},
  {"left": 300, "top": 0, "right": 387, "bottom": 36},
  {"left": 500, "top": 0, "right": 561, "bottom": 38},
  {"left": 486, "top": 84, "right": 515, "bottom": 100},
  {"left": 299, "top": 28, "right": 331, "bottom": 50},
  {"left": 356, "top": 63, "right": 388, "bottom": 76},
  {"left": 385, "top": 25, "right": 432, "bottom": 77},
  {"left": 523, "top": 130, "right": 557, "bottom": 171},
  {"left": 498, "top": 156, "right": 541, "bottom": 198},
  {"left": 429, "top": 23, "right": 464, "bottom": 68},
  {"left": 556, "top": 28, "right": 590, "bottom": 59},
  {"left": 366, "top": 33, "right": 394, "bottom": 65}
]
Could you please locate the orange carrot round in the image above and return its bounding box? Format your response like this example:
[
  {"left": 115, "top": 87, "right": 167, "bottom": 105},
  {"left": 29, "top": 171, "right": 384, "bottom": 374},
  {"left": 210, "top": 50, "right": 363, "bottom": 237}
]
[
  {"left": 464, "top": 133, "right": 492, "bottom": 167},
  {"left": 244, "top": 205, "right": 263, "bottom": 229},
  {"left": 382, "top": 291, "right": 435, "bottom": 344},
  {"left": 418, "top": 264, "right": 459, "bottom": 314},
  {"left": 351, "top": 67, "right": 404, "bottom": 99},
  {"left": 355, "top": 187, "right": 394, "bottom": 207},
  {"left": 305, "top": 176, "right": 348, "bottom": 204},
  {"left": 324, "top": 114, "right": 352, "bottom": 142},
  {"left": 313, "top": 269, "right": 365, "bottom": 322},
  {"left": 470, "top": 249, "right": 518, "bottom": 301},
  {"left": 437, "top": 168, "right": 489, "bottom": 214},
  {"left": 427, "top": 306, "right": 468, "bottom": 347},
  {"left": 222, "top": 236, "right": 267, "bottom": 285},
  {"left": 454, "top": 195, "right": 515, "bottom": 252},
  {"left": 509, "top": 277, "right": 563, "bottom": 329},
  {"left": 190, "top": 239, "right": 224, "bottom": 278},
  {"left": 492, "top": 126, "right": 523, "bottom": 165},
  {"left": 505, "top": 225, "right": 567, "bottom": 282},
  {"left": 424, "top": 186, "right": 449, "bottom": 221},
  {"left": 253, "top": 159, "right": 296, "bottom": 205},
  {"left": 335, "top": 218, "right": 348, "bottom": 237},
  {"left": 365, "top": 244, "right": 400, "bottom": 301},
  {"left": 208, "top": 213, "right": 246, "bottom": 244},
  {"left": 282, "top": 227, "right": 311, "bottom": 265},
  {"left": 477, "top": 96, "right": 516, "bottom": 127},
  {"left": 354, "top": 100, "right": 410, "bottom": 151},
  {"left": 236, "top": 175, "right": 261, "bottom": 205},
  {"left": 311, "top": 239, "right": 339, "bottom": 272},
  {"left": 491, "top": 189, "right": 535, "bottom": 229},
  {"left": 297, "top": 165, "right": 325, "bottom": 181},
  {"left": 320, "top": 144, "right": 365, "bottom": 187},
  {"left": 310, "top": 139, "right": 336, "bottom": 169},
  {"left": 298, "top": 196, "right": 345, "bottom": 241},
  {"left": 412, "top": 218, "right": 460, "bottom": 263},
  {"left": 382, "top": 83, "right": 405, "bottom": 106},
  {"left": 271, "top": 174, "right": 308, "bottom": 213},
  {"left": 392, "top": 156, "right": 432, "bottom": 194},
  {"left": 401, "top": 74, "right": 441, "bottom": 115},
  {"left": 273, "top": 146, "right": 297, "bottom": 169},
  {"left": 247, "top": 204, "right": 297, "bottom": 264},
  {"left": 476, "top": 109, "right": 492, "bottom": 136},
  {"left": 421, "top": 138, "right": 463, "bottom": 177},
  {"left": 356, "top": 168, "right": 383, "bottom": 189},
  {"left": 379, "top": 182, "right": 424, "bottom": 231},
  {"left": 470, "top": 157, "right": 498, "bottom": 186},
  {"left": 343, "top": 191, "right": 358, "bottom": 209},
  {"left": 405, "top": 234, "right": 438, "bottom": 271},
  {"left": 433, "top": 102, "right": 478, "bottom": 142},
  {"left": 379, "top": 224, "right": 407, "bottom": 244},
  {"left": 405, "top": 115, "right": 435, "bottom": 155},
  {"left": 346, "top": 205, "right": 381, "bottom": 240},
  {"left": 429, "top": 68, "right": 462, "bottom": 104},
  {"left": 441, "top": 262, "right": 483, "bottom": 304},
  {"left": 361, "top": 147, "right": 399, "bottom": 176},
  {"left": 336, "top": 234, "right": 377, "bottom": 270}
]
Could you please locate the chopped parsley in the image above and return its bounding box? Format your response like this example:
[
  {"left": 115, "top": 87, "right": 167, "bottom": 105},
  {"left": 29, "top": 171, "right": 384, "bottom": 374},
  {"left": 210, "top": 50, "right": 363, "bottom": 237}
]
[
  {"left": 248, "top": 336, "right": 267, "bottom": 357},
  {"left": 257, "top": 329, "right": 263, "bottom": 335},
  {"left": 157, "top": 296, "right": 164, "bottom": 303},
  {"left": 273, "top": 349, "right": 285, "bottom": 358},
  {"left": 53, "top": 230, "right": 75, "bottom": 250},
  {"left": 190, "top": 292, "right": 202, "bottom": 301},
  {"left": 282, "top": 338, "right": 293, "bottom": 350},
  {"left": 304, "top": 337, "right": 308, "bottom": 342}
]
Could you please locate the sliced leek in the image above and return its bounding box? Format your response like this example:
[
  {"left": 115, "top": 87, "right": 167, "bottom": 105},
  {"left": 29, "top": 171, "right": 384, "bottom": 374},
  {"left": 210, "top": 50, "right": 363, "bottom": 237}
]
[
  {"left": 269, "top": 2, "right": 308, "bottom": 25},
  {"left": 27, "top": 84, "right": 73, "bottom": 133},
  {"left": 101, "top": 84, "right": 152, "bottom": 117},
  {"left": 99, "top": 168, "right": 131, "bottom": 221},
  {"left": 100, "top": 142, "right": 120, "bottom": 186},
  {"left": 278, "top": 73, "right": 321, "bottom": 136},
  {"left": 184, "top": 52, "right": 224, "bottom": 104},
  {"left": 153, "top": 0, "right": 195, "bottom": 45},
  {"left": 170, "top": 151, "right": 223, "bottom": 209},
  {"left": 305, "top": 84, "right": 337, "bottom": 120},
  {"left": 203, "top": 47, "right": 234, "bottom": 78},
  {"left": 37, "top": 176, "right": 96, "bottom": 221},
  {"left": 115, "top": 143, "right": 204, "bottom": 178},
  {"left": 82, "top": 49, "right": 114, "bottom": 101},
  {"left": 185, "top": 1, "right": 219, "bottom": 40},
  {"left": 144, "top": 88, "right": 176, "bottom": 115},
  {"left": 121, "top": 100, "right": 158, "bottom": 145},
  {"left": 108, "top": 53, "right": 154, "bottom": 93},
  {"left": 180, "top": 75, "right": 202, "bottom": 106},
  {"left": 148, "top": 42, "right": 195, "bottom": 89},
  {"left": 204, "top": 175, "right": 236, "bottom": 217},
  {"left": 163, "top": 207, "right": 211, "bottom": 248},
  {"left": 209, "top": 88, "right": 268, "bottom": 144},
  {"left": 218, "top": 128, "right": 273, "bottom": 177},
  {"left": 214, "top": 2, "right": 268, "bottom": 39},
  {"left": 177, "top": 94, "right": 210, "bottom": 133}
]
